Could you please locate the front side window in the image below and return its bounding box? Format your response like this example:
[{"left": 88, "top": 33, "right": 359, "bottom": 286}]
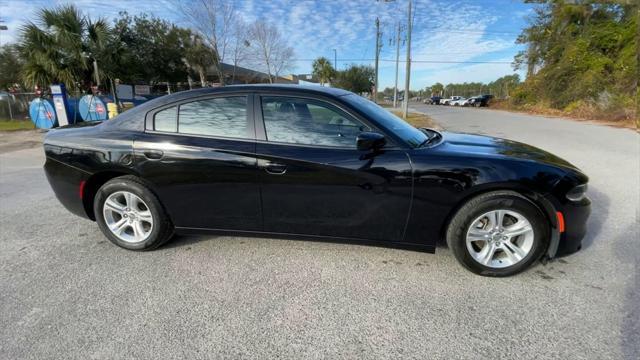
[
  {"left": 178, "top": 96, "right": 249, "bottom": 138},
  {"left": 342, "top": 94, "right": 428, "bottom": 148},
  {"left": 261, "top": 96, "right": 369, "bottom": 148}
]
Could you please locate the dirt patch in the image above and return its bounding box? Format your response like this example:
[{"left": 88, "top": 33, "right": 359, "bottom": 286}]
[
  {"left": 489, "top": 100, "right": 638, "bottom": 130},
  {"left": 0, "top": 130, "right": 45, "bottom": 154}
]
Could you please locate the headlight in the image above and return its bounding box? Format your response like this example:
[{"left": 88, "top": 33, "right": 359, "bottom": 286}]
[{"left": 566, "top": 184, "right": 588, "bottom": 201}]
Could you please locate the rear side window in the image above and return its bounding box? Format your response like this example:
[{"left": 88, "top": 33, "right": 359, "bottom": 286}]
[
  {"left": 178, "top": 96, "right": 249, "bottom": 138},
  {"left": 154, "top": 106, "right": 177, "bottom": 132}
]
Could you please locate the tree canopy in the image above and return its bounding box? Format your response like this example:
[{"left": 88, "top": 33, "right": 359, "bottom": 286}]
[
  {"left": 424, "top": 75, "right": 521, "bottom": 99},
  {"left": 311, "top": 57, "right": 336, "bottom": 86},
  {"left": 333, "top": 64, "right": 374, "bottom": 95},
  {"left": 512, "top": 0, "right": 638, "bottom": 119},
  {"left": 18, "top": 5, "right": 110, "bottom": 90}
]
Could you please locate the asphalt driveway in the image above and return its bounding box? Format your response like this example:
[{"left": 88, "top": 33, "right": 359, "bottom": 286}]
[{"left": 1, "top": 106, "right": 638, "bottom": 359}]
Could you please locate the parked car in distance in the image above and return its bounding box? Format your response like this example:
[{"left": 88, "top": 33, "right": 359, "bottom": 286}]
[
  {"left": 423, "top": 96, "right": 442, "bottom": 105},
  {"left": 43, "top": 85, "right": 590, "bottom": 277},
  {"left": 440, "top": 96, "right": 462, "bottom": 105},
  {"left": 468, "top": 94, "right": 494, "bottom": 107},
  {"left": 451, "top": 97, "right": 468, "bottom": 106}
]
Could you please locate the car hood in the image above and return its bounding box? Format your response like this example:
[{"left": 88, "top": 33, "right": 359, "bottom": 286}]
[{"left": 434, "top": 131, "right": 579, "bottom": 171}]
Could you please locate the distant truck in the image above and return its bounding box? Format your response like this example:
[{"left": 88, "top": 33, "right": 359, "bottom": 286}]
[{"left": 440, "top": 96, "right": 462, "bottom": 105}]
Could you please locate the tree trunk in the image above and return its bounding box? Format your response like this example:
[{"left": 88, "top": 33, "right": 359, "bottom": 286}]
[
  {"left": 217, "top": 62, "right": 225, "bottom": 86},
  {"left": 199, "top": 68, "right": 207, "bottom": 87}
]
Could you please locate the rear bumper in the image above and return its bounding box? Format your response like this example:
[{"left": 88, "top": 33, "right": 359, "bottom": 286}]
[
  {"left": 556, "top": 196, "right": 591, "bottom": 256},
  {"left": 44, "top": 157, "right": 91, "bottom": 219}
]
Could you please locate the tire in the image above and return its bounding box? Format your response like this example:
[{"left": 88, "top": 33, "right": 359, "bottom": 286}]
[
  {"left": 94, "top": 175, "right": 174, "bottom": 251},
  {"left": 446, "top": 191, "right": 549, "bottom": 277}
]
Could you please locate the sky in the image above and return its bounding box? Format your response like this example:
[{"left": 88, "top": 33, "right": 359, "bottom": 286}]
[{"left": 0, "top": 0, "right": 537, "bottom": 90}]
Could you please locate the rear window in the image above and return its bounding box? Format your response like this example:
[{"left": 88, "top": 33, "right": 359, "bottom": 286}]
[{"left": 153, "top": 106, "right": 177, "bottom": 132}]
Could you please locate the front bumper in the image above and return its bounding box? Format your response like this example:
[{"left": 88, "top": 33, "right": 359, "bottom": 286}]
[{"left": 555, "top": 196, "right": 591, "bottom": 256}]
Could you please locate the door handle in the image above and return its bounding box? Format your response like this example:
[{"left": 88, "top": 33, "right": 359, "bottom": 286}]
[
  {"left": 263, "top": 162, "right": 287, "bottom": 175},
  {"left": 143, "top": 150, "right": 164, "bottom": 160}
]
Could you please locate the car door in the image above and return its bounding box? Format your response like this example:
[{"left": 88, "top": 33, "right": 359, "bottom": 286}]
[
  {"left": 133, "top": 93, "right": 261, "bottom": 231},
  {"left": 254, "top": 94, "right": 413, "bottom": 242}
]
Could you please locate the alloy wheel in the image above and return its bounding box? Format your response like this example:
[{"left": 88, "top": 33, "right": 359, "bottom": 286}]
[
  {"left": 465, "top": 209, "right": 535, "bottom": 268},
  {"left": 103, "top": 191, "right": 154, "bottom": 243}
]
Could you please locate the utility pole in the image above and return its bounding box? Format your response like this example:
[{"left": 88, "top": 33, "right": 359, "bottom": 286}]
[
  {"left": 402, "top": 0, "right": 412, "bottom": 119},
  {"left": 374, "top": 17, "right": 381, "bottom": 103},
  {"left": 333, "top": 49, "right": 337, "bottom": 71},
  {"left": 393, "top": 22, "right": 401, "bottom": 108}
]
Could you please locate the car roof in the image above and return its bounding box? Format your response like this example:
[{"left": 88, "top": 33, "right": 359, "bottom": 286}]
[
  {"left": 104, "top": 84, "right": 356, "bottom": 132},
  {"left": 166, "top": 84, "right": 354, "bottom": 100}
]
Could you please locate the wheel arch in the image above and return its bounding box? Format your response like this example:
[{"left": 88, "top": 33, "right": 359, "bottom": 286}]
[
  {"left": 82, "top": 170, "right": 158, "bottom": 220},
  {"left": 439, "top": 185, "right": 559, "bottom": 243}
]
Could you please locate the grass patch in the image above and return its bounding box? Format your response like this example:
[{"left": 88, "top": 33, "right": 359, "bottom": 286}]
[
  {"left": 390, "top": 110, "right": 439, "bottom": 129},
  {"left": 0, "top": 120, "right": 35, "bottom": 131}
]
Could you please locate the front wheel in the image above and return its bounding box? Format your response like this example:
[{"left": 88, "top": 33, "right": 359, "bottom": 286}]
[
  {"left": 446, "top": 191, "right": 549, "bottom": 276},
  {"left": 94, "top": 176, "right": 174, "bottom": 250}
]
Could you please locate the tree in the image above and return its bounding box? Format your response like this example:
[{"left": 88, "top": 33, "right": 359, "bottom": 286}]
[
  {"left": 18, "top": 4, "right": 110, "bottom": 90},
  {"left": 177, "top": 0, "right": 239, "bottom": 85},
  {"left": 513, "top": 0, "right": 638, "bottom": 114},
  {"left": 0, "top": 44, "right": 23, "bottom": 89},
  {"left": 229, "top": 18, "right": 251, "bottom": 83},
  {"left": 429, "top": 82, "right": 444, "bottom": 96},
  {"left": 112, "top": 12, "right": 193, "bottom": 84},
  {"left": 333, "top": 64, "right": 374, "bottom": 94},
  {"left": 184, "top": 34, "right": 217, "bottom": 86},
  {"left": 311, "top": 57, "right": 335, "bottom": 86},
  {"left": 248, "top": 20, "right": 294, "bottom": 83}
]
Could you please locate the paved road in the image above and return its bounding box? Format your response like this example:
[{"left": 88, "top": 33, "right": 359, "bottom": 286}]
[{"left": 1, "top": 106, "right": 638, "bottom": 359}]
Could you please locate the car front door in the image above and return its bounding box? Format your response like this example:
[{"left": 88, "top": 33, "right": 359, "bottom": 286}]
[
  {"left": 254, "top": 94, "right": 413, "bottom": 242},
  {"left": 133, "top": 93, "right": 261, "bottom": 231}
]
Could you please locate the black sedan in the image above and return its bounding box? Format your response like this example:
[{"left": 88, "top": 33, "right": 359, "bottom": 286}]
[{"left": 43, "top": 85, "right": 590, "bottom": 276}]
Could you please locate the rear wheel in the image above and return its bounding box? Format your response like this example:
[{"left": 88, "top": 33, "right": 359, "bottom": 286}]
[
  {"left": 94, "top": 176, "right": 174, "bottom": 250},
  {"left": 446, "top": 191, "right": 549, "bottom": 276}
]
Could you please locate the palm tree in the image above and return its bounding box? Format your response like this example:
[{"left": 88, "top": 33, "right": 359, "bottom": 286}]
[
  {"left": 18, "top": 5, "right": 110, "bottom": 90},
  {"left": 184, "top": 33, "right": 217, "bottom": 86},
  {"left": 312, "top": 57, "right": 336, "bottom": 86}
]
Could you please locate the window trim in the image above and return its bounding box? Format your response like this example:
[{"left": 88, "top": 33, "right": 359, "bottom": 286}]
[
  {"left": 254, "top": 93, "right": 398, "bottom": 149},
  {"left": 144, "top": 91, "right": 256, "bottom": 142}
]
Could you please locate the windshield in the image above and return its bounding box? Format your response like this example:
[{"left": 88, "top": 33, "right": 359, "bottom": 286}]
[{"left": 343, "top": 94, "right": 429, "bottom": 148}]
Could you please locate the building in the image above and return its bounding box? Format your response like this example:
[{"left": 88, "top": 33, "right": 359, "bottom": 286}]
[{"left": 205, "top": 63, "right": 297, "bottom": 85}]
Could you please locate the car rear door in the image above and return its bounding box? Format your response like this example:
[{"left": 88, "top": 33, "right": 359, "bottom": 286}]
[
  {"left": 133, "top": 92, "right": 261, "bottom": 231},
  {"left": 254, "top": 94, "right": 413, "bottom": 242}
]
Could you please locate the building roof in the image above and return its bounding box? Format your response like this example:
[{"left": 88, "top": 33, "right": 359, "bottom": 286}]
[{"left": 207, "top": 63, "right": 295, "bottom": 84}]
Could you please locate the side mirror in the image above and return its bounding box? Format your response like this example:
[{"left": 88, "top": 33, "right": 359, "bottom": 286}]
[{"left": 356, "top": 132, "right": 386, "bottom": 151}]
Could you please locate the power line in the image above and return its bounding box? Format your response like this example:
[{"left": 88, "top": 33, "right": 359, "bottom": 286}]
[{"left": 289, "top": 58, "right": 513, "bottom": 64}]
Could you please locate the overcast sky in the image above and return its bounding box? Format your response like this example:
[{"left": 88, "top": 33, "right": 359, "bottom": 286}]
[{"left": 0, "top": 0, "right": 536, "bottom": 89}]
